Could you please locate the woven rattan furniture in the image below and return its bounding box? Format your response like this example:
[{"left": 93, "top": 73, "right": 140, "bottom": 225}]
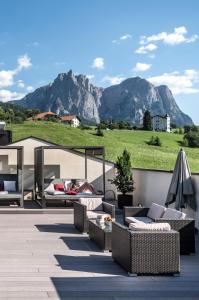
[
  {"left": 112, "top": 221, "right": 180, "bottom": 276},
  {"left": 89, "top": 220, "right": 112, "bottom": 251},
  {"left": 74, "top": 201, "right": 115, "bottom": 233},
  {"left": 123, "top": 207, "right": 195, "bottom": 255}
]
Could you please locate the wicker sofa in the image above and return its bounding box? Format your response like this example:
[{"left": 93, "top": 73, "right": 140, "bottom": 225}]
[
  {"left": 74, "top": 198, "right": 115, "bottom": 233},
  {"left": 112, "top": 221, "right": 180, "bottom": 275},
  {"left": 123, "top": 205, "right": 195, "bottom": 255}
]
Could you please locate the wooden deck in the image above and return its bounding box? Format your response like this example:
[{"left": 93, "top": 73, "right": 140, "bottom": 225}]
[{"left": 0, "top": 211, "right": 198, "bottom": 299}]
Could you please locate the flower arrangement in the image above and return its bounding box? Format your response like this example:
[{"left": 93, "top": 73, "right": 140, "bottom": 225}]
[{"left": 104, "top": 216, "right": 112, "bottom": 222}]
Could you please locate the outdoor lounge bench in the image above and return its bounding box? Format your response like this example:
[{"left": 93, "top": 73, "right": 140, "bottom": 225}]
[
  {"left": 123, "top": 204, "right": 195, "bottom": 255},
  {"left": 112, "top": 221, "right": 180, "bottom": 276},
  {"left": 74, "top": 198, "right": 115, "bottom": 233}
]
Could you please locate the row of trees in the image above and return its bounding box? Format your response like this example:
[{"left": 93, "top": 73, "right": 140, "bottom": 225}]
[{"left": 0, "top": 103, "right": 40, "bottom": 124}]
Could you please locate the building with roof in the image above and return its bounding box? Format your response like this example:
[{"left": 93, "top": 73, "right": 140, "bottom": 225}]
[
  {"left": 32, "top": 112, "right": 58, "bottom": 121},
  {"left": 152, "top": 114, "right": 170, "bottom": 132},
  {"left": 60, "top": 115, "right": 81, "bottom": 127}
]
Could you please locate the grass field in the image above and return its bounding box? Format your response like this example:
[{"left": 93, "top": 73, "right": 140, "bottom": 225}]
[{"left": 8, "top": 121, "right": 199, "bottom": 172}]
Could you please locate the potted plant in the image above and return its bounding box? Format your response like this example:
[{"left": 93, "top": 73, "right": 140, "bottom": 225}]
[{"left": 111, "top": 149, "right": 135, "bottom": 209}]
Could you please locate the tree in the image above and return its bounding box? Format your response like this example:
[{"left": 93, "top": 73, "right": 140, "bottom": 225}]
[
  {"left": 184, "top": 131, "right": 199, "bottom": 148},
  {"left": 147, "top": 136, "right": 162, "bottom": 146},
  {"left": 110, "top": 149, "right": 134, "bottom": 195},
  {"left": 143, "top": 110, "right": 152, "bottom": 131},
  {"left": 95, "top": 125, "right": 104, "bottom": 136}
]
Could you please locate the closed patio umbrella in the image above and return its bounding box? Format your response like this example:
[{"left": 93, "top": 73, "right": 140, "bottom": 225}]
[{"left": 165, "top": 148, "right": 196, "bottom": 211}]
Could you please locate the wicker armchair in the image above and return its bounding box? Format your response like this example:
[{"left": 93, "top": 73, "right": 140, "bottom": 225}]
[
  {"left": 74, "top": 201, "right": 115, "bottom": 233},
  {"left": 112, "top": 221, "right": 180, "bottom": 276},
  {"left": 123, "top": 206, "right": 195, "bottom": 255}
]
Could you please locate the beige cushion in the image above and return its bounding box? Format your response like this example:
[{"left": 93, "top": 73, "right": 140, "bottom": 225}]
[
  {"left": 162, "top": 208, "right": 186, "bottom": 220},
  {"left": 147, "top": 203, "right": 166, "bottom": 220},
  {"left": 79, "top": 198, "right": 102, "bottom": 211},
  {"left": 87, "top": 211, "right": 110, "bottom": 220},
  {"left": 129, "top": 222, "right": 171, "bottom": 231},
  {"left": 125, "top": 216, "right": 152, "bottom": 224}
]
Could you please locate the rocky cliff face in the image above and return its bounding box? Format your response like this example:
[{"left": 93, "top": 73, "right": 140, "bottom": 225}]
[
  {"left": 16, "top": 71, "right": 193, "bottom": 126},
  {"left": 18, "top": 70, "right": 102, "bottom": 123},
  {"left": 100, "top": 77, "right": 192, "bottom": 126}
]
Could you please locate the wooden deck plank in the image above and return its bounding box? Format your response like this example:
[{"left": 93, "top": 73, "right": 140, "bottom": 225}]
[{"left": 0, "top": 212, "right": 198, "bottom": 300}]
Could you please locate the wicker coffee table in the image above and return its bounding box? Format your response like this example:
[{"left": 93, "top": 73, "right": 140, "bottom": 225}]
[{"left": 89, "top": 220, "right": 112, "bottom": 252}]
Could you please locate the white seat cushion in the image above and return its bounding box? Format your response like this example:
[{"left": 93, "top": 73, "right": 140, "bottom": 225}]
[
  {"left": 129, "top": 222, "right": 171, "bottom": 231},
  {"left": 79, "top": 198, "right": 102, "bottom": 211},
  {"left": 87, "top": 211, "right": 110, "bottom": 220},
  {"left": 162, "top": 208, "right": 186, "bottom": 220},
  {"left": 147, "top": 203, "right": 166, "bottom": 220},
  {"left": 125, "top": 216, "right": 152, "bottom": 224}
]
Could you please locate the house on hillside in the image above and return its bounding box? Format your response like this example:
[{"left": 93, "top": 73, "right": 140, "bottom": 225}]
[
  {"left": 31, "top": 112, "right": 58, "bottom": 121},
  {"left": 60, "top": 115, "right": 81, "bottom": 127},
  {"left": 152, "top": 114, "right": 170, "bottom": 132}
]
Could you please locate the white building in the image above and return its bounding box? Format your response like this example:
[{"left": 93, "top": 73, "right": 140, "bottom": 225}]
[
  {"left": 152, "top": 114, "right": 170, "bottom": 132},
  {"left": 60, "top": 115, "right": 81, "bottom": 127}
]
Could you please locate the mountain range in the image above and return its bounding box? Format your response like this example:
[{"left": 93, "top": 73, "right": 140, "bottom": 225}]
[{"left": 14, "top": 70, "right": 193, "bottom": 126}]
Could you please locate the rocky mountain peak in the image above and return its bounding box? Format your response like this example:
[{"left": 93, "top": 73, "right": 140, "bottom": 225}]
[{"left": 13, "top": 72, "right": 193, "bottom": 126}]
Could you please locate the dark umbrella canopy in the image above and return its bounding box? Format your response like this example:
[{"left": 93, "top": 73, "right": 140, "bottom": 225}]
[{"left": 165, "top": 149, "right": 196, "bottom": 211}]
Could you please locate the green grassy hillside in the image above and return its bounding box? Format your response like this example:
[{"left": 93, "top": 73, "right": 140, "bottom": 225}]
[{"left": 8, "top": 121, "right": 199, "bottom": 172}]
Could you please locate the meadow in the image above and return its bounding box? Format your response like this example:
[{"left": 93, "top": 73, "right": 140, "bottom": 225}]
[{"left": 8, "top": 121, "right": 199, "bottom": 172}]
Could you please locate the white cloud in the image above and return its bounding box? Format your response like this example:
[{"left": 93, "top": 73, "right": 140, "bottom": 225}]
[
  {"left": 112, "top": 34, "right": 132, "bottom": 44},
  {"left": 54, "top": 61, "right": 67, "bottom": 66},
  {"left": 92, "top": 57, "right": 104, "bottom": 69},
  {"left": 86, "top": 74, "right": 95, "bottom": 80},
  {"left": 133, "top": 62, "right": 151, "bottom": 72},
  {"left": 0, "top": 89, "right": 25, "bottom": 102},
  {"left": 32, "top": 41, "right": 39, "bottom": 47},
  {"left": 140, "top": 26, "right": 198, "bottom": 46},
  {"left": 135, "top": 43, "right": 157, "bottom": 54},
  {"left": 102, "top": 75, "right": 125, "bottom": 85},
  {"left": 17, "top": 54, "right": 32, "bottom": 71},
  {"left": 0, "top": 70, "right": 15, "bottom": 88},
  {"left": 0, "top": 54, "right": 32, "bottom": 88},
  {"left": 27, "top": 85, "right": 34, "bottom": 92},
  {"left": 148, "top": 69, "right": 199, "bottom": 95},
  {"left": 120, "top": 34, "right": 132, "bottom": 40},
  {"left": 17, "top": 80, "right": 25, "bottom": 88}
]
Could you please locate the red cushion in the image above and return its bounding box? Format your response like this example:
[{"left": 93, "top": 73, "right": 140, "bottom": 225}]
[
  {"left": 54, "top": 183, "right": 65, "bottom": 191},
  {"left": 66, "top": 189, "right": 77, "bottom": 195}
]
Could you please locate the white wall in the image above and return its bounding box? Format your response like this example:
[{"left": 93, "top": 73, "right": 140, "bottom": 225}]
[{"left": 132, "top": 169, "right": 199, "bottom": 229}]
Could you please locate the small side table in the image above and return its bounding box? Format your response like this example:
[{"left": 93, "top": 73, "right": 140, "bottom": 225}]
[{"left": 89, "top": 220, "right": 112, "bottom": 252}]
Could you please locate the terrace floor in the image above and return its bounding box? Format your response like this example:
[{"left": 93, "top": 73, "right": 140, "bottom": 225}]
[{"left": 0, "top": 210, "right": 199, "bottom": 299}]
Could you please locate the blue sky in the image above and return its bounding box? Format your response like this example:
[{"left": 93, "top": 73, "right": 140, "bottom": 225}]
[{"left": 0, "top": 0, "right": 199, "bottom": 123}]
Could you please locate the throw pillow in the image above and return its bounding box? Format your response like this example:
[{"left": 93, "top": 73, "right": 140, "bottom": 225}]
[
  {"left": 4, "top": 181, "right": 16, "bottom": 192},
  {"left": 162, "top": 208, "right": 186, "bottom": 220},
  {"left": 64, "top": 180, "right": 71, "bottom": 191},
  {"left": 147, "top": 203, "right": 166, "bottom": 220},
  {"left": 44, "top": 183, "right": 55, "bottom": 194},
  {"left": 54, "top": 183, "right": 65, "bottom": 192}
]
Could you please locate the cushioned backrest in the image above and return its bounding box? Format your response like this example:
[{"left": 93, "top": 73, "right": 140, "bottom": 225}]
[
  {"left": 147, "top": 203, "right": 166, "bottom": 220},
  {"left": 162, "top": 208, "right": 186, "bottom": 220},
  {"left": 129, "top": 222, "right": 171, "bottom": 231},
  {"left": 79, "top": 198, "right": 102, "bottom": 211}
]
